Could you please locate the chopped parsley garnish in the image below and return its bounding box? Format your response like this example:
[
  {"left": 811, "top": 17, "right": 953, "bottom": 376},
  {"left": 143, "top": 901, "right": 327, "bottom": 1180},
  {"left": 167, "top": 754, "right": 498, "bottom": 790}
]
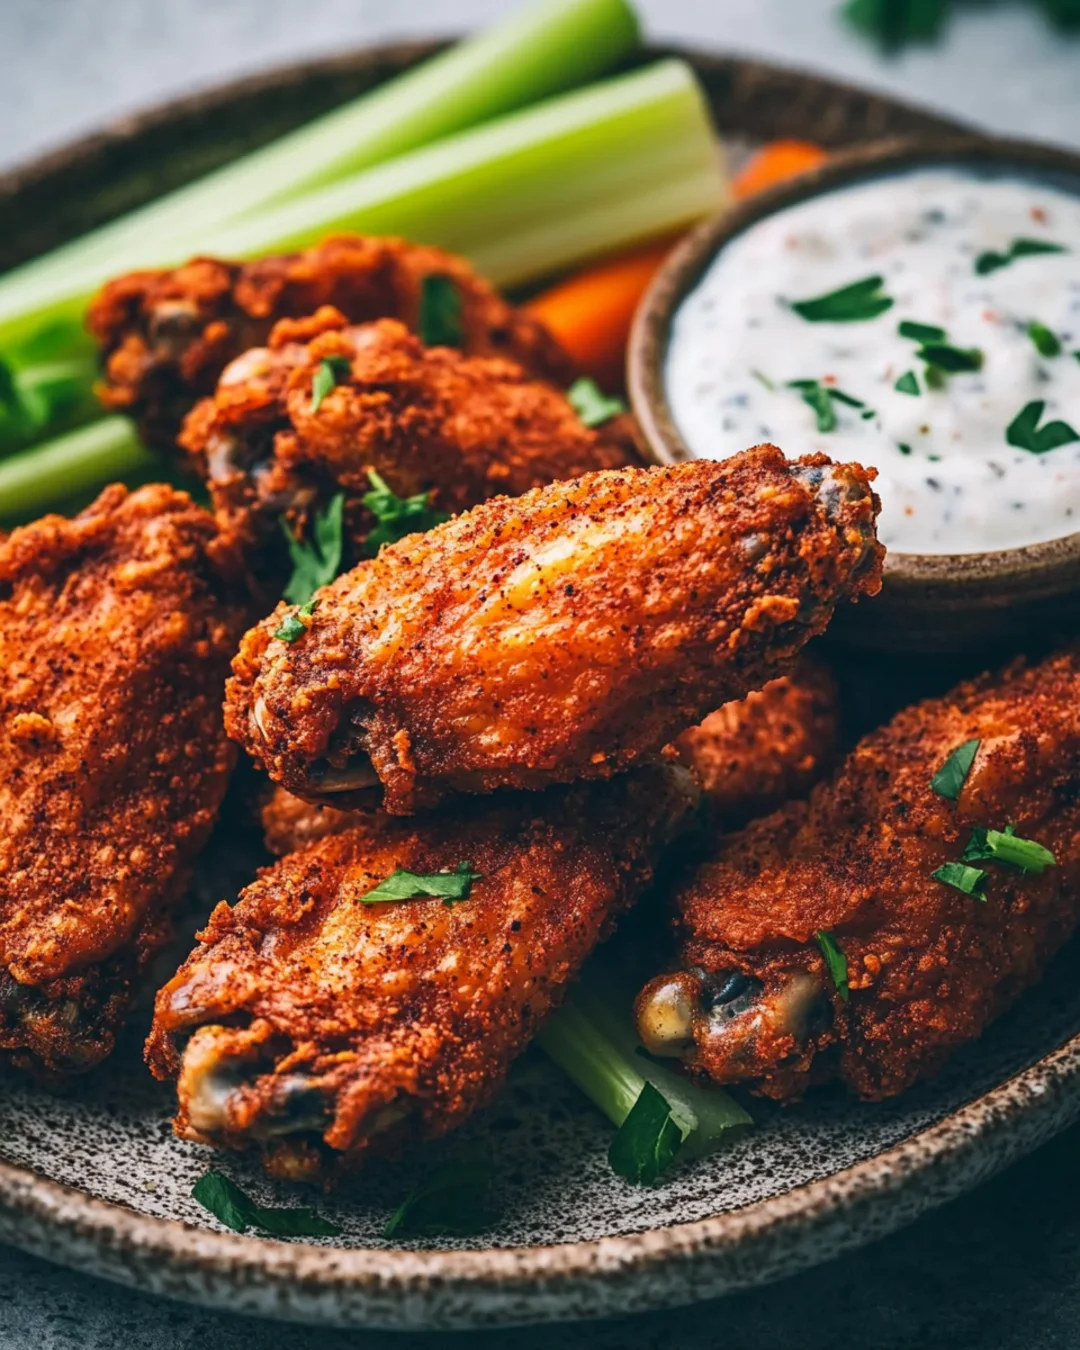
[
  {"left": 274, "top": 598, "right": 318, "bottom": 644},
  {"left": 814, "top": 929, "right": 849, "bottom": 1001},
  {"left": 1006, "top": 400, "right": 1080, "bottom": 454},
  {"left": 914, "top": 342, "right": 983, "bottom": 373},
  {"left": 567, "top": 377, "right": 627, "bottom": 428},
  {"left": 898, "top": 320, "right": 947, "bottom": 343},
  {"left": 898, "top": 442, "right": 913, "bottom": 455},
  {"left": 931, "top": 861, "right": 988, "bottom": 899},
  {"left": 607, "top": 1082, "right": 685, "bottom": 1185},
  {"left": 961, "top": 825, "right": 1056, "bottom": 875},
  {"left": 788, "top": 379, "right": 870, "bottom": 432},
  {"left": 361, "top": 469, "right": 450, "bottom": 556},
  {"left": 418, "top": 274, "right": 464, "bottom": 348},
  {"left": 361, "top": 860, "right": 482, "bottom": 907},
  {"left": 384, "top": 1155, "right": 496, "bottom": 1237},
  {"left": 1027, "top": 321, "right": 1062, "bottom": 359},
  {"left": 790, "top": 274, "right": 893, "bottom": 323},
  {"left": 750, "top": 368, "right": 776, "bottom": 391},
  {"left": 894, "top": 370, "right": 920, "bottom": 396},
  {"left": 309, "top": 354, "right": 352, "bottom": 413},
  {"left": 975, "top": 237, "right": 1068, "bottom": 276},
  {"left": 930, "top": 738, "right": 980, "bottom": 801},
  {"left": 281, "top": 492, "right": 345, "bottom": 605},
  {"left": 193, "top": 1171, "right": 341, "bottom": 1237}
]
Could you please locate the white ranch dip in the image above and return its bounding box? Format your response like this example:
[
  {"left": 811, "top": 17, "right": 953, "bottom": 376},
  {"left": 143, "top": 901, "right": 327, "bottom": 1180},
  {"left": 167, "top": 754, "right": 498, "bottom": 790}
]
[{"left": 665, "top": 167, "right": 1080, "bottom": 554}]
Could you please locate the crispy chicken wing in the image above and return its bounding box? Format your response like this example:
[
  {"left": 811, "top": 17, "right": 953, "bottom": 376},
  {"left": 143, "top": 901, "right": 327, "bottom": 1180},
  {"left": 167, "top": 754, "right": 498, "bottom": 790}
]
[
  {"left": 88, "top": 234, "right": 573, "bottom": 452},
  {"left": 260, "top": 786, "right": 357, "bottom": 858},
  {"left": 178, "top": 309, "right": 637, "bottom": 579},
  {"left": 146, "top": 766, "right": 696, "bottom": 1178},
  {"left": 225, "top": 447, "right": 883, "bottom": 815},
  {"left": 636, "top": 650, "right": 1080, "bottom": 1101},
  {"left": 671, "top": 656, "right": 838, "bottom": 824},
  {"left": 0, "top": 484, "right": 247, "bottom": 1073}
]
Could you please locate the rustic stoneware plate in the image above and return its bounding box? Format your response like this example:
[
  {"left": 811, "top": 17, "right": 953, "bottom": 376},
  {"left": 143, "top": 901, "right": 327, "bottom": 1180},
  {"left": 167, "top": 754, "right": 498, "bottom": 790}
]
[
  {"left": 4, "top": 40, "right": 1080, "bottom": 1333},
  {"left": 627, "top": 135, "right": 1080, "bottom": 656}
]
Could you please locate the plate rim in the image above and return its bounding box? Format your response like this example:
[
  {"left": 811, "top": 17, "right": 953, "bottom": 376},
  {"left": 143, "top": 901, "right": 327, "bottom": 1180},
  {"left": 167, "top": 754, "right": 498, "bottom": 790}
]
[{"left": 1, "top": 36, "right": 1075, "bottom": 1331}]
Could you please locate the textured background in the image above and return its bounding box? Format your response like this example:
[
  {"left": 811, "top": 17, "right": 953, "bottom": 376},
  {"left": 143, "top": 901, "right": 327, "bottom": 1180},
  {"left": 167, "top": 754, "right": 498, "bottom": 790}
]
[{"left": 2, "top": 1, "right": 1080, "bottom": 1345}]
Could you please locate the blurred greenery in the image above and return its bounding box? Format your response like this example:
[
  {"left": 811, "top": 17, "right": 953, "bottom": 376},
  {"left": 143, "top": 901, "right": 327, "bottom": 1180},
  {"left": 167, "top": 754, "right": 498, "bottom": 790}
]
[{"left": 844, "top": 0, "right": 1080, "bottom": 50}]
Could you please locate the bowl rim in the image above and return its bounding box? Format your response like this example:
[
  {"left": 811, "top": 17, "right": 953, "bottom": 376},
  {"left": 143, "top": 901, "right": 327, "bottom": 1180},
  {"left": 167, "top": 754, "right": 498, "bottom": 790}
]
[{"left": 627, "top": 133, "right": 1080, "bottom": 586}]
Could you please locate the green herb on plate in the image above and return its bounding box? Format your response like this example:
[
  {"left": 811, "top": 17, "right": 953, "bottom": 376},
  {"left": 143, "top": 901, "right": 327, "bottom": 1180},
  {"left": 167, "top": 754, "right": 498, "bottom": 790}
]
[
  {"left": 898, "top": 320, "right": 947, "bottom": 342},
  {"left": 568, "top": 376, "right": 627, "bottom": 427},
  {"left": 894, "top": 370, "right": 920, "bottom": 396},
  {"left": 607, "top": 1081, "right": 684, "bottom": 1185},
  {"left": 1006, "top": 400, "right": 1080, "bottom": 454},
  {"left": 790, "top": 274, "right": 893, "bottom": 323},
  {"left": 1027, "top": 321, "right": 1062, "bottom": 359},
  {"left": 274, "top": 598, "right": 319, "bottom": 644},
  {"left": 931, "top": 861, "right": 988, "bottom": 899},
  {"left": 361, "top": 861, "right": 482, "bottom": 907},
  {"left": 193, "top": 1171, "right": 341, "bottom": 1237},
  {"left": 975, "top": 237, "right": 1069, "bottom": 276},
  {"left": 362, "top": 469, "right": 450, "bottom": 556},
  {"left": 915, "top": 342, "right": 982, "bottom": 374},
  {"left": 384, "top": 1155, "right": 497, "bottom": 1237},
  {"left": 310, "top": 354, "right": 352, "bottom": 413},
  {"left": 930, "top": 738, "right": 980, "bottom": 801},
  {"left": 282, "top": 492, "right": 345, "bottom": 605},
  {"left": 961, "top": 825, "right": 1056, "bottom": 875},
  {"left": 418, "top": 274, "right": 464, "bottom": 347},
  {"left": 814, "top": 929, "right": 849, "bottom": 1000}
]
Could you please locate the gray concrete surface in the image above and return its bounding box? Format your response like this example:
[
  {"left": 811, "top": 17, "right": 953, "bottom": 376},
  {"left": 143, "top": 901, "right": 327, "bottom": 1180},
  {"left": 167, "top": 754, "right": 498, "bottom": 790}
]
[{"left": 1, "top": 1, "right": 1079, "bottom": 1345}]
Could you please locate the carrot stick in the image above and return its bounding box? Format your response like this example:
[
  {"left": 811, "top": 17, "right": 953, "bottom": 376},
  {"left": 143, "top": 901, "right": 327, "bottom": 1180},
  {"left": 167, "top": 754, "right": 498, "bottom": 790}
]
[
  {"left": 732, "top": 140, "right": 828, "bottom": 199},
  {"left": 527, "top": 236, "right": 676, "bottom": 390}
]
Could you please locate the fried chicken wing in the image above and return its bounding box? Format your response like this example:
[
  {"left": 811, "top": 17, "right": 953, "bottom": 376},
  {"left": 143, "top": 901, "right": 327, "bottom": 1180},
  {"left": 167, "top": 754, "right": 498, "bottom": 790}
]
[
  {"left": 88, "top": 234, "right": 573, "bottom": 452},
  {"left": 0, "top": 484, "right": 246, "bottom": 1073},
  {"left": 260, "top": 786, "right": 357, "bottom": 857},
  {"left": 178, "top": 309, "right": 637, "bottom": 578},
  {"left": 146, "top": 766, "right": 696, "bottom": 1177},
  {"left": 670, "top": 656, "right": 839, "bottom": 824},
  {"left": 225, "top": 447, "right": 883, "bottom": 815},
  {"left": 636, "top": 649, "right": 1080, "bottom": 1101}
]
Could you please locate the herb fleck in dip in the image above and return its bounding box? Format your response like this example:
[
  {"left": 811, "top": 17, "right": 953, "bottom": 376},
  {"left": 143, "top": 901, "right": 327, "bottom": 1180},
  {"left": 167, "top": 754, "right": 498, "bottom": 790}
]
[{"left": 665, "top": 168, "right": 1080, "bottom": 554}]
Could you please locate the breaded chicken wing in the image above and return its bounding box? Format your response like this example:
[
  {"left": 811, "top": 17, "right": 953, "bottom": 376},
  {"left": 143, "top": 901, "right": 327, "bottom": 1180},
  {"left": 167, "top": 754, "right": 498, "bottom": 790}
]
[
  {"left": 671, "top": 656, "right": 838, "bottom": 824},
  {"left": 260, "top": 786, "right": 357, "bottom": 858},
  {"left": 178, "top": 309, "right": 637, "bottom": 578},
  {"left": 225, "top": 447, "right": 883, "bottom": 815},
  {"left": 88, "top": 234, "right": 572, "bottom": 452},
  {"left": 636, "top": 649, "right": 1080, "bottom": 1102},
  {"left": 146, "top": 766, "right": 696, "bottom": 1178},
  {"left": 0, "top": 484, "right": 246, "bottom": 1073}
]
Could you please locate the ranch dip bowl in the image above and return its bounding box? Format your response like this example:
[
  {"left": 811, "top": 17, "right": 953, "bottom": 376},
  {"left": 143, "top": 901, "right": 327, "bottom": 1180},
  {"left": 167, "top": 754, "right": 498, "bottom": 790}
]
[{"left": 628, "top": 136, "right": 1080, "bottom": 655}]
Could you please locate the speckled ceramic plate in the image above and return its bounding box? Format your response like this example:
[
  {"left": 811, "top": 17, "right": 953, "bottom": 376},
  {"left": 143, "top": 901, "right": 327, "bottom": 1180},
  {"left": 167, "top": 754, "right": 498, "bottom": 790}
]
[{"left": 4, "top": 40, "right": 1080, "bottom": 1334}]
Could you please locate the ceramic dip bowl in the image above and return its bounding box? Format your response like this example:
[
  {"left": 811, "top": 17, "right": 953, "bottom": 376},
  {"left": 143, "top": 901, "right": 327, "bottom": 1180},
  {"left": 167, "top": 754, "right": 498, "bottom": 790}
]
[{"left": 628, "top": 135, "right": 1080, "bottom": 655}]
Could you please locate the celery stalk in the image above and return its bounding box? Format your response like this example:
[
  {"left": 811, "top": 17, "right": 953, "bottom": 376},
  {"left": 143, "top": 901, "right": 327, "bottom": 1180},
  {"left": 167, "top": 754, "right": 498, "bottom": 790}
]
[
  {"left": 0, "top": 357, "right": 99, "bottom": 453},
  {"left": 0, "top": 0, "right": 639, "bottom": 350},
  {"left": 537, "top": 971, "right": 750, "bottom": 1161},
  {"left": 0, "top": 61, "right": 725, "bottom": 362},
  {"left": 0, "top": 417, "right": 156, "bottom": 523}
]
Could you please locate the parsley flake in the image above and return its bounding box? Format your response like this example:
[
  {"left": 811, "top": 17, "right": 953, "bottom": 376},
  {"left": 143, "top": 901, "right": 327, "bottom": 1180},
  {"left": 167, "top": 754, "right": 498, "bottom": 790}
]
[
  {"left": 932, "top": 861, "right": 988, "bottom": 899},
  {"left": 790, "top": 274, "right": 893, "bottom": 323},
  {"left": 788, "top": 380, "right": 871, "bottom": 431},
  {"left": 567, "top": 377, "right": 627, "bottom": 428},
  {"left": 962, "top": 825, "right": 1056, "bottom": 875},
  {"left": 975, "top": 237, "right": 1068, "bottom": 276},
  {"left": 273, "top": 598, "right": 318, "bottom": 643},
  {"left": 814, "top": 929, "right": 849, "bottom": 1001},
  {"left": 193, "top": 1171, "right": 341, "bottom": 1237},
  {"left": 384, "top": 1155, "right": 496, "bottom": 1237},
  {"left": 361, "top": 860, "right": 482, "bottom": 907},
  {"left": 898, "top": 320, "right": 947, "bottom": 343},
  {"left": 1028, "top": 321, "right": 1062, "bottom": 358},
  {"left": 361, "top": 469, "right": 449, "bottom": 556},
  {"left": 930, "top": 738, "right": 980, "bottom": 801},
  {"left": 310, "top": 354, "right": 351, "bottom": 413},
  {"left": 608, "top": 1082, "right": 685, "bottom": 1185},
  {"left": 418, "top": 274, "right": 464, "bottom": 348},
  {"left": 894, "top": 370, "right": 920, "bottom": 396},
  {"left": 1006, "top": 400, "right": 1080, "bottom": 454},
  {"left": 282, "top": 492, "right": 345, "bottom": 605},
  {"left": 915, "top": 342, "right": 983, "bottom": 373}
]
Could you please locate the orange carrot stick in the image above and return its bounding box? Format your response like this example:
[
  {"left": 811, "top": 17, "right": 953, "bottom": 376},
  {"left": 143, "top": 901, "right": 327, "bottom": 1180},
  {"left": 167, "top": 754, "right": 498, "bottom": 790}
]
[
  {"left": 732, "top": 140, "right": 828, "bottom": 199},
  {"left": 527, "top": 237, "right": 677, "bottom": 391}
]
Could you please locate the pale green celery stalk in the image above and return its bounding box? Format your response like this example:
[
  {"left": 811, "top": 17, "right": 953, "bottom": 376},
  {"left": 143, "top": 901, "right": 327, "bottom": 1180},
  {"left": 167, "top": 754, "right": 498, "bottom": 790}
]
[
  {"left": 0, "top": 357, "right": 100, "bottom": 453},
  {"left": 0, "top": 60, "right": 725, "bottom": 363},
  {"left": 0, "top": 417, "right": 156, "bottom": 523},
  {"left": 0, "top": 0, "right": 640, "bottom": 348},
  {"left": 537, "top": 974, "right": 750, "bottom": 1156}
]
